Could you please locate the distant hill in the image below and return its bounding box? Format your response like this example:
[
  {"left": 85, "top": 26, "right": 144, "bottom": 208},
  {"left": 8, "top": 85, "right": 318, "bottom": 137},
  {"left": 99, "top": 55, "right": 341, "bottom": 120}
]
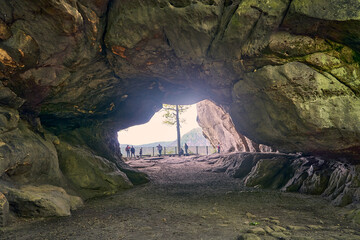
[
  {"left": 120, "top": 128, "right": 211, "bottom": 148},
  {"left": 167, "top": 128, "right": 211, "bottom": 147}
]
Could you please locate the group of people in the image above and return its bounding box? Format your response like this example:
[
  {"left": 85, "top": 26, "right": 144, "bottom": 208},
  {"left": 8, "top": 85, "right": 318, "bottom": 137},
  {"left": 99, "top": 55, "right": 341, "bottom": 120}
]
[
  {"left": 125, "top": 143, "right": 221, "bottom": 159},
  {"left": 157, "top": 143, "right": 189, "bottom": 156},
  {"left": 125, "top": 145, "right": 143, "bottom": 159}
]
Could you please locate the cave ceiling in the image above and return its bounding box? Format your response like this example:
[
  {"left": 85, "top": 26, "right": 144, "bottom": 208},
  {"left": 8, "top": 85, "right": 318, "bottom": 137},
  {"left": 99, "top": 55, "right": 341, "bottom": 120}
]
[{"left": 0, "top": 0, "right": 360, "bottom": 160}]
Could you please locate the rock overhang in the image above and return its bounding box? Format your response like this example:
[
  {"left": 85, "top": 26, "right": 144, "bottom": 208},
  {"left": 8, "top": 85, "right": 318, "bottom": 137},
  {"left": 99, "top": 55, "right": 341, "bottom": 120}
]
[{"left": 0, "top": 0, "right": 359, "bottom": 162}]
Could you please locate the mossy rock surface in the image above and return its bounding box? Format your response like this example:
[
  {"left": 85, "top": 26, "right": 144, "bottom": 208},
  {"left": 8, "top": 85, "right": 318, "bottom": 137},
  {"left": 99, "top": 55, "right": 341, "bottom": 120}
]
[
  {"left": 56, "top": 141, "right": 133, "bottom": 199},
  {"left": 244, "top": 156, "right": 295, "bottom": 189},
  {"left": 5, "top": 185, "right": 83, "bottom": 218}
]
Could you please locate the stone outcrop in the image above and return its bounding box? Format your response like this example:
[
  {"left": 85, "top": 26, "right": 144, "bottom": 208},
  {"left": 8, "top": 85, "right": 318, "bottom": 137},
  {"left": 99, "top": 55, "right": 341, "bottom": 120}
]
[
  {"left": 56, "top": 141, "right": 133, "bottom": 199},
  {"left": 212, "top": 152, "right": 360, "bottom": 207},
  {"left": 197, "top": 99, "right": 272, "bottom": 153},
  {"left": 4, "top": 185, "right": 83, "bottom": 217},
  {"left": 0, "top": 192, "right": 9, "bottom": 227},
  {"left": 0, "top": 0, "right": 359, "bottom": 218}
]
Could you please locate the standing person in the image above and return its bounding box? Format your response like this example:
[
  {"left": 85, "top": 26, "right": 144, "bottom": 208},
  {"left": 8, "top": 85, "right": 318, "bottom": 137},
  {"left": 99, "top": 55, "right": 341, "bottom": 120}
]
[
  {"left": 184, "top": 143, "right": 188, "bottom": 155},
  {"left": 217, "top": 144, "right": 220, "bottom": 153},
  {"left": 139, "top": 147, "right": 143, "bottom": 158},
  {"left": 130, "top": 146, "right": 135, "bottom": 158},
  {"left": 157, "top": 144, "right": 163, "bottom": 156},
  {"left": 126, "top": 145, "right": 130, "bottom": 158}
]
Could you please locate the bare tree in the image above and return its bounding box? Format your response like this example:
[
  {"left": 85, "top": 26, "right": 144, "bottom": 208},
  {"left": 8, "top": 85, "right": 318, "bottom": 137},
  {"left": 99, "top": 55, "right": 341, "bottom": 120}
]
[{"left": 162, "top": 104, "right": 190, "bottom": 155}]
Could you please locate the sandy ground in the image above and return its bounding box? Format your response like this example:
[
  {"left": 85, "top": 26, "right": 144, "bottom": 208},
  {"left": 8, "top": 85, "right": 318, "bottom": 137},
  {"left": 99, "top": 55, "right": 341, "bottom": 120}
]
[{"left": 1, "top": 155, "right": 360, "bottom": 240}]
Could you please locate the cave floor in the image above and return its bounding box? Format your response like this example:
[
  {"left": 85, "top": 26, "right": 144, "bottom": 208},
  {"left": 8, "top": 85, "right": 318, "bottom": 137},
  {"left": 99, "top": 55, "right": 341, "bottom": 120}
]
[{"left": 1, "top": 155, "right": 360, "bottom": 240}]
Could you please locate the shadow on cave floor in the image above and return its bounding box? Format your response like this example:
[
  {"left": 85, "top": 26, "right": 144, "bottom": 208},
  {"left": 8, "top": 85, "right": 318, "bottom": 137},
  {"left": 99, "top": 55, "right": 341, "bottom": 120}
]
[{"left": 2, "top": 155, "right": 360, "bottom": 240}]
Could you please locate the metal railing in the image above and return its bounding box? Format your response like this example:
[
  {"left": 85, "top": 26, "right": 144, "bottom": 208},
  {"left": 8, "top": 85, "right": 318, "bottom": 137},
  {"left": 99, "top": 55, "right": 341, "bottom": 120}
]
[{"left": 122, "top": 146, "right": 217, "bottom": 157}]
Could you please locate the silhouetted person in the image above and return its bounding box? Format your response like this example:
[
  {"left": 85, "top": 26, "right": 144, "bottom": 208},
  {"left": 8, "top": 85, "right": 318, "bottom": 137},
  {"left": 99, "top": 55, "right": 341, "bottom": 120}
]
[
  {"left": 184, "top": 143, "right": 188, "bottom": 155},
  {"left": 217, "top": 144, "right": 220, "bottom": 153},
  {"left": 179, "top": 148, "right": 184, "bottom": 156},
  {"left": 157, "top": 144, "right": 163, "bottom": 156},
  {"left": 131, "top": 146, "right": 135, "bottom": 158},
  {"left": 126, "top": 145, "right": 130, "bottom": 158},
  {"left": 139, "top": 147, "right": 143, "bottom": 158}
]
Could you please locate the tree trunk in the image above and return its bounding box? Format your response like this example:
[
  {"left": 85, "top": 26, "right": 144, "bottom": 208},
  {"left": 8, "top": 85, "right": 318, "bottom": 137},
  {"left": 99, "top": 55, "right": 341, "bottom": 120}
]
[{"left": 176, "top": 104, "right": 181, "bottom": 155}]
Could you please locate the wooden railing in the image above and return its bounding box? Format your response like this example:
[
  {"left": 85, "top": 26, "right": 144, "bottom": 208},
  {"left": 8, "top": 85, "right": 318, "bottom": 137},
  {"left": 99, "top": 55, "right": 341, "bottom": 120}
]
[{"left": 122, "top": 146, "right": 217, "bottom": 157}]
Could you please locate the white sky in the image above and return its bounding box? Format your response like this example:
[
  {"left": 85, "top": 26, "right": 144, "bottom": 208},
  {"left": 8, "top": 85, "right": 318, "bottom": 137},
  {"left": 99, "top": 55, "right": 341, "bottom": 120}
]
[{"left": 117, "top": 104, "right": 200, "bottom": 145}]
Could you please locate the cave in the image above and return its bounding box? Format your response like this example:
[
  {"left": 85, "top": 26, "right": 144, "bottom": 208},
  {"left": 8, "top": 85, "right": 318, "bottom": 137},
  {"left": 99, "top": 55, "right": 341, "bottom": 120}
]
[{"left": 0, "top": 0, "right": 360, "bottom": 237}]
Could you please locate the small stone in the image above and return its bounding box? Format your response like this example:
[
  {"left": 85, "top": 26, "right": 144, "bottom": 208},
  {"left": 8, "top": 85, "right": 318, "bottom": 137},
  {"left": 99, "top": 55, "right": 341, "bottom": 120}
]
[
  {"left": 237, "top": 233, "right": 262, "bottom": 240},
  {"left": 53, "top": 138, "right": 60, "bottom": 145},
  {"left": 269, "top": 219, "right": 281, "bottom": 225},
  {"left": 247, "top": 227, "right": 266, "bottom": 235},
  {"left": 264, "top": 226, "right": 274, "bottom": 233},
  {"left": 270, "top": 231, "right": 288, "bottom": 239},
  {"left": 246, "top": 212, "right": 256, "bottom": 218},
  {"left": 307, "top": 225, "right": 323, "bottom": 230},
  {"left": 271, "top": 225, "right": 287, "bottom": 232}
]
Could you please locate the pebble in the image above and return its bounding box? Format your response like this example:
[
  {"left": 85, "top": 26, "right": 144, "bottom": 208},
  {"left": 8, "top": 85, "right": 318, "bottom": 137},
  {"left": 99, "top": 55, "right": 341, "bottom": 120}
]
[
  {"left": 247, "top": 227, "right": 266, "bottom": 235},
  {"left": 307, "top": 225, "right": 323, "bottom": 230},
  {"left": 264, "top": 225, "right": 273, "bottom": 233},
  {"left": 237, "top": 233, "right": 262, "bottom": 240},
  {"left": 270, "top": 219, "right": 280, "bottom": 225},
  {"left": 246, "top": 212, "right": 256, "bottom": 218},
  {"left": 271, "top": 225, "right": 287, "bottom": 232}
]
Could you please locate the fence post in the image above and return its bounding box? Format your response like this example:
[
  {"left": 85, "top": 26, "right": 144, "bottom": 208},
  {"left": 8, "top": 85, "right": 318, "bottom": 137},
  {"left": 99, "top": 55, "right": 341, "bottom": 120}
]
[
  {"left": 206, "top": 146, "right": 208, "bottom": 155},
  {"left": 196, "top": 146, "right": 198, "bottom": 155},
  {"left": 164, "top": 147, "right": 166, "bottom": 156},
  {"left": 152, "top": 147, "right": 154, "bottom": 156}
]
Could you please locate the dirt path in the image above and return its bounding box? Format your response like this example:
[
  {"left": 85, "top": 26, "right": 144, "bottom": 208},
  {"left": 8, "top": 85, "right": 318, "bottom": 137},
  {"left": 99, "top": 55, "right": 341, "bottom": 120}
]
[{"left": 1, "top": 156, "right": 360, "bottom": 240}]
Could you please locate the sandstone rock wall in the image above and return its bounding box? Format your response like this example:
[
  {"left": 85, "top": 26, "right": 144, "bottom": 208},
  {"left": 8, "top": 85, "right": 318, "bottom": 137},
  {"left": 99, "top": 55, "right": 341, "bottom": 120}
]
[
  {"left": 0, "top": 0, "right": 358, "bottom": 160},
  {"left": 0, "top": 0, "right": 359, "bottom": 222},
  {"left": 212, "top": 152, "right": 360, "bottom": 207},
  {"left": 197, "top": 99, "right": 272, "bottom": 153}
]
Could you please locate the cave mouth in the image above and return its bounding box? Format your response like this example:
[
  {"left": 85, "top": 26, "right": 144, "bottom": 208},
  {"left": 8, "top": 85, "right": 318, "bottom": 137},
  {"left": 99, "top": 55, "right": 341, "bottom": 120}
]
[{"left": 117, "top": 102, "right": 214, "bottom": 157}]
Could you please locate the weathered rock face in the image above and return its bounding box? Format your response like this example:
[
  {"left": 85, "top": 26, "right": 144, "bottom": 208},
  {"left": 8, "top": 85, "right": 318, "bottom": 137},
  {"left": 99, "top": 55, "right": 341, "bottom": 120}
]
[
  {"left": 0, "top": 0, "right": 358, "bottom": 158},
  {"left": 56, "top": 140, "right": 133, "bottom": 199},
  {"left": 0, "top": 0, "right": 359, "bottom": 217},
  {"left": 0, "top": 192, "right": 9, "bottom": 227},
  {"left": 197, "top": 99, "right": 272, "bottom": 153},
  {"left": 5, "top": 185, "right": 83, "bottom": 217},
  {"left": 211, "top": 152, "right": 360, "bottom": 207}
]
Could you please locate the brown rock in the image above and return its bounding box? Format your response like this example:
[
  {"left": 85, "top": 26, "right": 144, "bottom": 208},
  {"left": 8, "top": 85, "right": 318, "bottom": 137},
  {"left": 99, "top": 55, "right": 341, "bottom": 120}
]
[{"left": 0, "top": 192, "right": 9, "bottom": 227}]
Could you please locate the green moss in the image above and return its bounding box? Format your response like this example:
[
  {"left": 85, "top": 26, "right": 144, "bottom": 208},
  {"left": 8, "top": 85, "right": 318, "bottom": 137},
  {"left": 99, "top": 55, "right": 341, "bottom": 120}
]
[
  {"left": 56, "top": 141, "right": 133, "bottom": 199},
  {"left": 245, "top": 157, "right": 295, "bottom": 189}
]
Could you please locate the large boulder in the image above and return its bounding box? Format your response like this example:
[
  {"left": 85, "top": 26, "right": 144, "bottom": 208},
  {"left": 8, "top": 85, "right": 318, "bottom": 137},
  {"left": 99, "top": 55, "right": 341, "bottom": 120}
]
[
  {"left": 5, "top": 185, "right": 83, "bottom": 217},
  {"left": 0, "top": 120, "right": 65, "bottom": 185},
  {"left": 56, "top": 141, "right": 133, "bottom": 199}
]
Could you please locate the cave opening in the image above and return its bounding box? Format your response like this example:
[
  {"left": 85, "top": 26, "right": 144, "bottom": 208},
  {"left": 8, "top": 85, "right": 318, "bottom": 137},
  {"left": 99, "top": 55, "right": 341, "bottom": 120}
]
[{"left": 117, "top": 102, "right": 211, "bottom": 157}]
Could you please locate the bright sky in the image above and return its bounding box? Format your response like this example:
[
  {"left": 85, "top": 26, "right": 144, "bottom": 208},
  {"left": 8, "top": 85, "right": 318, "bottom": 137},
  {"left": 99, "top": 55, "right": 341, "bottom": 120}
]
[{"left": 117, "top": 104, "right": 200, "bottom": 145}]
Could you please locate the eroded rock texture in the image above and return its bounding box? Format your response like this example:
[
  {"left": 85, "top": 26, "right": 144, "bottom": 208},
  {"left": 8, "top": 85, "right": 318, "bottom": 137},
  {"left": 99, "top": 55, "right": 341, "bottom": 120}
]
[
  {"left": 0, "top": 0, "right": 359, "bottom": 217},
  {"left": 211, "top": 152, "right": 360, "bottom": 207},
  {"left": 197, "top": 99, "right": 272, "bottom": 152}
]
